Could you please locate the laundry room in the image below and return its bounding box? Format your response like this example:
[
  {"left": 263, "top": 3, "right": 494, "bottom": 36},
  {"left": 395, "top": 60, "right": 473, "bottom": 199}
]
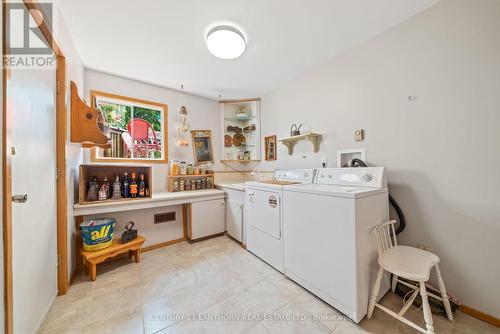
[{"left": 1, "top": 0, "right": 500, "bottom": 333}]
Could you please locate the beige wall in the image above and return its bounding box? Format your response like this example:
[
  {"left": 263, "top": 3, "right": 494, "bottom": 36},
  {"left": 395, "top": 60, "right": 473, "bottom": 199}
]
[{"left": 257, "top": 0, "right": 500, "bottom": 317}]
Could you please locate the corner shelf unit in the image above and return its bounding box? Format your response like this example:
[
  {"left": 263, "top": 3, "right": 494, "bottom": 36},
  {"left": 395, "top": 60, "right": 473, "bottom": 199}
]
[
  {"left": 279, "top": 132, "right": 322, "bottom": 155},
  {"left": 220, "top": 99, "right": 261, "bottom": 162}
]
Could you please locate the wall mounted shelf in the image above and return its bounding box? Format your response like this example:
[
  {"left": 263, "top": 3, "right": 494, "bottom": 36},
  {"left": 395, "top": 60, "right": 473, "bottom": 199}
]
[
  {"left": 70, "top": 81, "right": 111, "bottom": 148},
  {"left": 279, "top": 132, "right": 322, "bottom": 155}
]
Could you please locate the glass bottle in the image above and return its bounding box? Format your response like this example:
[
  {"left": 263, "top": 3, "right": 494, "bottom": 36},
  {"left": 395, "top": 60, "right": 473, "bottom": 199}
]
[
  {"left": 138, "top": 174, "right": 146, "bottom": 197},
  {"left": 103, "top": 176, "right": 110, "bottom": 198},
  {"left": 130, "top": 172, "right": 138, "bottom": 198},
  {"left": 87, "top": 176, "right": 99, "bottom": 201},
  {"left": 122, "top": 172, "right": 130, "bottom": 198},
  {"left": 112, "top": 174, "right": 122, "bottom": 199}
]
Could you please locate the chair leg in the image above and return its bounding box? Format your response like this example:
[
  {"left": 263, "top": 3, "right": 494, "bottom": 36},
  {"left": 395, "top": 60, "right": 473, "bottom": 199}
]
[
  {"left": 367, "top": 267, "right": 384, "bottom": 319},
  {"left": 435, "top": 265, "right": 454, "bottom": 321},
  {"left": 420, "top": 282, "right": 435, "bottom": 334},
  {"left": 391, "top": 274, "right": 398, "bottom": 293}
]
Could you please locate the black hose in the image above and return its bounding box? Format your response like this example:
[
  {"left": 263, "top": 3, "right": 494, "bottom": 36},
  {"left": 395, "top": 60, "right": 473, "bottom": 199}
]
[{"left": 349, "top": 159, "right": 406, "bottom": 234}]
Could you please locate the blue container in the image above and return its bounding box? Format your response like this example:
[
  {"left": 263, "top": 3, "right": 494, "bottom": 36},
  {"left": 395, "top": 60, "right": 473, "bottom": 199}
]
[{"left": 80, "top": 218, "right": 116, "bottom": 251}]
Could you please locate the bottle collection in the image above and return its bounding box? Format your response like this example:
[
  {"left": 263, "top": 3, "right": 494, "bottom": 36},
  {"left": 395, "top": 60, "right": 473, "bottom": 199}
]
[{"left": 87, "top": 172, "right": 148, "bottom": 201}]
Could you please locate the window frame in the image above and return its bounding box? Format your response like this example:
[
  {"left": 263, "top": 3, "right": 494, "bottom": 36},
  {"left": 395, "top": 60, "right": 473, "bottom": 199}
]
[{"left": 89, "top": 89, "right": 168, "bottom": 163}]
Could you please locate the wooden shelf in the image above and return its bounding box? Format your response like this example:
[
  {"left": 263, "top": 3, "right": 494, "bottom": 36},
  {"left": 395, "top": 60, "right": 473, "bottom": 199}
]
[
  {"left": 168, "top": 174, "right": 214, "bottom": 178},
  {"left": 278, "top": 133, "right": 322, "bottom": 155},
  {"left": 70, "top": 81, "right": 110, "bottom": 147},
  {"left": 79, "top": 164, "right": 152, "bottom": 205}
]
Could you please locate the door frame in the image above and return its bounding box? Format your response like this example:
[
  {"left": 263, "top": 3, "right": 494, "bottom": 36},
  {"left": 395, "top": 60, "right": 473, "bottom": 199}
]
[{"left": 2, "top": 1, "right": 68, "bottom": 333}]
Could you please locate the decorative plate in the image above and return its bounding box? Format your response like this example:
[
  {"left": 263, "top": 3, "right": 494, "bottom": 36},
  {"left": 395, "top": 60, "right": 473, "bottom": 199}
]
[
  {"left": 233, "top": 134, "right": 246, "bottom": 147},
  {"left": 224, "top": 135, "right": 233, "bottom": 147}
]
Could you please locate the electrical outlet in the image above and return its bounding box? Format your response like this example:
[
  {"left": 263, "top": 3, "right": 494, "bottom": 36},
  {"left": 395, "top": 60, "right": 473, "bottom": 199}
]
[{"left": 354, "top": 129, "right": 364, "bottom": 141}]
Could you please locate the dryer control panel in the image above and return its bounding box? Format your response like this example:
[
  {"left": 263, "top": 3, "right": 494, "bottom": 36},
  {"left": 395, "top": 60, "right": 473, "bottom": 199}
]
[{"left": 314, "top": 167, "right": 386, "bottom": 188}]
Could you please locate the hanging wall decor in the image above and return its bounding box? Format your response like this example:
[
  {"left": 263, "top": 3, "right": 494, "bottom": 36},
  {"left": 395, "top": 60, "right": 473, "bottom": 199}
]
[
  {"left": 174, "top": 85, "right": 191, "bottom": 147},
  {"left": 265, "top": 135, "right": 277, "bottom": 161},
  {"left": 191, "top": 130, "right": 214, "bottom": 163}
]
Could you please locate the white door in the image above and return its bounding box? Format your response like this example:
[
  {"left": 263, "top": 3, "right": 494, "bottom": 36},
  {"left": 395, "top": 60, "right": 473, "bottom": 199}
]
[
  {"left": 226, "top": 198, "right": 243, "bottom": 242},
  {"left": 8, "top": 55, "right": 57, "bottom": 332},
  {"left": 246, "top": 189, "right": 281, "bottom": 239},
  {"left": 190, "top": 199, "right": 225, "bottom": 240}
]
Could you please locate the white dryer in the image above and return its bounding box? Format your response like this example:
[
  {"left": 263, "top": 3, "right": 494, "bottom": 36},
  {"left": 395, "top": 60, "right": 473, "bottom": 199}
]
[
  {"left": 245, "top": 169, "right": 314, "bottom": 272},
  {"left": 283, "top": 167, "right": 390, "bottom": 323}
]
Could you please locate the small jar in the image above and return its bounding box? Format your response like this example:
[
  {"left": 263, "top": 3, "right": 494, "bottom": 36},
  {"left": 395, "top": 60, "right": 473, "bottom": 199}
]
[
  {"left": 172, "top": 180, "right": 180, "bottom": 192},
  {"left": 179, "top": 178, "right": 185, "bottom": 191},
  {"left": 194, "top": 165, "right": 200, "bottom": 175},
  {"left": 206, "top": 163, "right": 213, "bottom": 174},
  {"left": 170, "top": 160, "right": 180, "bottom": 176},
  {"left": 185, "top": 179, "right": 191, "bottom": 191},
  {"left": 187, "top": 164, "right": 194, "bottom": 175},
  {"left": 201, "top": 179, "right": 207, "bottom": 189},
  {"left": 200, "top": 164, "right": 207, "bottom": 174},
  {"left": 196, "top": 179, "right": 202, "bottom": 190},
  {"left": 179, "top": 161, "right": 187, "bottom": 175},
  {"left": 207, "top": 178, "right": 212, "bottom": 189}
]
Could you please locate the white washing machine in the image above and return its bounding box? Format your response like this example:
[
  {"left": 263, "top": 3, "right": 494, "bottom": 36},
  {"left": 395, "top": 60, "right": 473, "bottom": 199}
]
[
  {"left": 245, "top": 169, "right": 314, "bottom": 272},
  {"left": 283, "top": 167, "right": 390, "bottom": 323}
]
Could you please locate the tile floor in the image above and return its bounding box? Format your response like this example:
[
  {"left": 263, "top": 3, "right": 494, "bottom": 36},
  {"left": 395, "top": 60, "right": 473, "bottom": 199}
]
[{"left": 39, "top": 235, "right": 499, "bottom": 334}]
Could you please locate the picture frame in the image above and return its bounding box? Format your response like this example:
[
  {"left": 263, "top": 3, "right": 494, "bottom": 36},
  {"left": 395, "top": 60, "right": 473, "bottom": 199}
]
[
  {"left": 191, "top": 130, "right": 214, "bottom": 163},
  {"left": 264, "top": 135, "right": 277, "bottom": 161}
]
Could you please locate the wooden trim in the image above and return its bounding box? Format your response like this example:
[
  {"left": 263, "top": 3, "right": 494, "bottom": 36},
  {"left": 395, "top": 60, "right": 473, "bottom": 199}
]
[
  {"left": 188, "top": 203, "right": 193, "bottom": 240},
  {"left": 182, "top": 204, "right": 188, "bottom": 239},
  {"left": 22, "top": 0, "right": 63, "bottom": 56},
  {"left": 188, "top": 232, "right": 226, "bottom": 243},
  {"left": 141, "top": 237, "right": 186, "bottom": 253},
  {"left": 219, "top": 98, "right": 261, "bottom": 103},
  {"left": 90, "top": 89, "right": 169, "bottom": 110},
  {"left": 89, "top": 89, "right": 168, "bottom": 163},
  {"left": 2, "top": 1, "right": 13, "bottom": 332},
  {"left": 461, "top": 305, "right": 500, "bottom": 328},
  {"left": 56, "top": 55, "right": 68, "bottom": 296}
]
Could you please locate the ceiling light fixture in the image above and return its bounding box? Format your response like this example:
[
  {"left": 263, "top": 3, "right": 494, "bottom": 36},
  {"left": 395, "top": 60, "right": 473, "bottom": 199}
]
[{"left": 206, "top": 25, "right": 246, "bottom": 59}]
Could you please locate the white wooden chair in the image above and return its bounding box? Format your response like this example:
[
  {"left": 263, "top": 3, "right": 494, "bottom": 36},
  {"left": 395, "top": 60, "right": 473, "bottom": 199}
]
[{"left": 367, "top": 220, "right": 454, "bottom": 334}]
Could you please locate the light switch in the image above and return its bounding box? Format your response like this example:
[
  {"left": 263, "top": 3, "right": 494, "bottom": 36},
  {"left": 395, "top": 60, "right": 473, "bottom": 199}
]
[{"left": 354, "top": 129, "right": 364, "bottom": 141}]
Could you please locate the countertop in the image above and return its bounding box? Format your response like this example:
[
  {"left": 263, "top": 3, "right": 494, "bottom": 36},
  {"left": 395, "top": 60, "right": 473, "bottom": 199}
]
[
  {"left": 73, "top": 189, "right": 225, "bottom": 216},
  {"left": 215, "top": 183, "right": 247, "bottom": 191}
]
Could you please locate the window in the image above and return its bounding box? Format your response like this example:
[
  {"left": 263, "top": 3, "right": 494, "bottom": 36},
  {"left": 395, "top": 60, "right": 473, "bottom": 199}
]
[{"left": 90, "top": 90, "right": 168, "bottom": 162}]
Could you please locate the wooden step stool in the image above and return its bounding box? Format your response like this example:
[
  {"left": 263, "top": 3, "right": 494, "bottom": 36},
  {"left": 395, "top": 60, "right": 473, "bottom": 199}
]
[{"left": 80, "top": 236, "right": 145, "bottom": 281}]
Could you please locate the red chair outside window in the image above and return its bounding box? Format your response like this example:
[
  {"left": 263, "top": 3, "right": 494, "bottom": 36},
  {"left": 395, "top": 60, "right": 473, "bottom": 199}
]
[{"left": 127, "top": 118, "right": 160, "bottom": 158}]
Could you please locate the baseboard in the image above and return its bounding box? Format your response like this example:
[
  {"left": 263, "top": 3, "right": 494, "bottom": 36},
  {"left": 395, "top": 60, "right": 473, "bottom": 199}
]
[
  {"left": 188, "top": 232, "right": 225, "bottom": 243},
  {"left": 141, "top": 237, "right": 186, "bottom": 252},
  {"left": 461, "top": 304, "right": 500, "bottom": 328}
]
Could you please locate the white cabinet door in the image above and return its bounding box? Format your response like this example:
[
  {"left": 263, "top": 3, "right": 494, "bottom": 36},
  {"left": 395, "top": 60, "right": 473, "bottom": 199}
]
[
  {"left": 226, "top": 199, "right": 243, "bottom": 242},
  {"left": 246, "top": 189, "right": 281, "bottom": 239},
  {"left": 190, "top": 199, "right": 226, "bottom": 240}
]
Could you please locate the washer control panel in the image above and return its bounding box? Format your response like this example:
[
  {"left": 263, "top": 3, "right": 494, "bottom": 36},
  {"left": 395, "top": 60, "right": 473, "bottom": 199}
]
[
  {"left": 274, "top": 169, "right": 315, "bottom": 182},
  {"left": 314, "top": 167, "right": 386, "bottom": 188}
]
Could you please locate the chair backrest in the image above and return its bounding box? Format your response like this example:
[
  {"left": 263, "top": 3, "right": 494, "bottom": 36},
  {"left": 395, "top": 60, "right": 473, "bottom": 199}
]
[
  {"left": 127, "top": 118, "right": 153, "bottom": 141},
  {"left": 374, "top": 220, "right": 398, "bottom": 256}
]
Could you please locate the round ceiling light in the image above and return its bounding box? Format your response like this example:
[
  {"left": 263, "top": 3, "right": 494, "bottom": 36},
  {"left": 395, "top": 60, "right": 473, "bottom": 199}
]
[{"left": 206, "top": 25, "right": 246, "bottom": 59}]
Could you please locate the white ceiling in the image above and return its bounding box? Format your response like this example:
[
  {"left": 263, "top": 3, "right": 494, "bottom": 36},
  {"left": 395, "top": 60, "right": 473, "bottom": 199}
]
[{"left": 57, "top": 0, "right": 440, "bottom": 100}]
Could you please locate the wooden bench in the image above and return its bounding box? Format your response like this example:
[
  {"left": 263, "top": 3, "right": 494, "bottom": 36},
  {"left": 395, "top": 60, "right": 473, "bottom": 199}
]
[{"left": 80, "top": 236, "right": 145, "bottom": 281}]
